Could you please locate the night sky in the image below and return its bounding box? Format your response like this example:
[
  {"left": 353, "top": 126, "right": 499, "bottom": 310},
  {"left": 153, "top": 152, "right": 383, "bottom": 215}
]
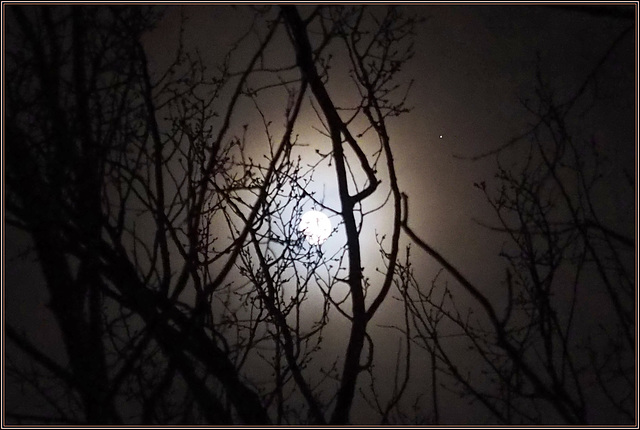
[
  {"left": 143, "top": 3, "right": 636, "bottom": 278},
  {"left": 3, "top": 3, "right": 637, "bottom": 425}
]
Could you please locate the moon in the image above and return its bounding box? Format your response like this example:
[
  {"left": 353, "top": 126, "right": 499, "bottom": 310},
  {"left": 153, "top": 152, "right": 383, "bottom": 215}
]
[{"left": 299, "top": 210, "right": 332, "bottom": 245}]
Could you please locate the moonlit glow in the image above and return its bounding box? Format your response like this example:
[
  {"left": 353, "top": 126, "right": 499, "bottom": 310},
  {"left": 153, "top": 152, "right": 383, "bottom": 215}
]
[{"left": 299, "top": 210, "right": 332, "bottom": 245}]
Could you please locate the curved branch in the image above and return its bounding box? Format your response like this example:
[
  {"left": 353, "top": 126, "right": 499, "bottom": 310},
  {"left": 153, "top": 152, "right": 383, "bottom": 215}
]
[{"left": 401, "top": 193, "right": 586, "bottom": 424}]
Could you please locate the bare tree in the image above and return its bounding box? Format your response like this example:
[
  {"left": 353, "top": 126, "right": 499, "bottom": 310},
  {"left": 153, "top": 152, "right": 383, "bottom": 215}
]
[
  {"left": 399, "top": 20, "right": 634, "bottom": 425},
  {"left": 5, "top": 4, "right": 419, "bottom": 424},
  {"left": 4, "top": 4, "right": 634, "bottom": 426}
]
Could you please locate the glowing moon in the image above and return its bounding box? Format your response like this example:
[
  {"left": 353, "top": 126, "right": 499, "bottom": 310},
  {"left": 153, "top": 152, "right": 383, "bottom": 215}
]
[{"left": 299, "top": 210, "right": 332, "bottom": 245}]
